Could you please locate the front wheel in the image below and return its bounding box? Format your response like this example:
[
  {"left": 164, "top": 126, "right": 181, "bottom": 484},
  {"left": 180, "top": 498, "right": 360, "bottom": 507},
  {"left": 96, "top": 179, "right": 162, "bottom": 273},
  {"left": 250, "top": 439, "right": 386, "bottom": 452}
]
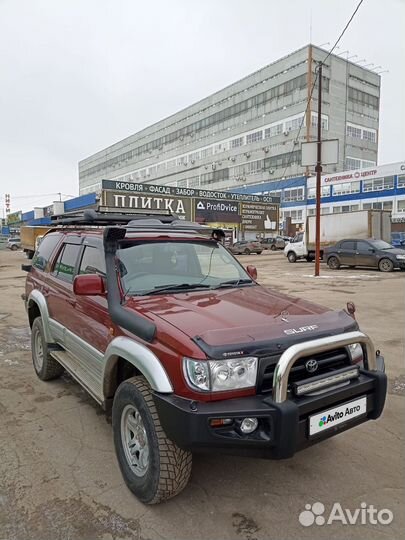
[
  {"left": 379, "top": 258, "right": 394, "bottom": 272},
  {"left": 31, "top": 317, "right": 64, "bottom": 380},
  {"left": 112, "top": 376, "right": 192, "bottom": 504},
  {"left": 327, "top": 256, "right": 340, "bottom": 270},
  {"left": 11, "top": 245, "right": 18, "bottom": 251},
  {"left": 287, "top": 251, "right": 297, "bottom": 263},
  {"left": 270, "top": 244, "right": 276, "bottom": 251},
  {"left": 243, "top": 248, "right": 251, "bottom": 255}
]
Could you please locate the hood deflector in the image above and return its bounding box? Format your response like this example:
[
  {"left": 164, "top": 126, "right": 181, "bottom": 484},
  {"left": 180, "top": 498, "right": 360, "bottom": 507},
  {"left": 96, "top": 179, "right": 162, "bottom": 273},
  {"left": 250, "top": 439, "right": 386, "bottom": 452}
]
[{"left": 192, "top": 311, "right": 359, "bottom": 359}]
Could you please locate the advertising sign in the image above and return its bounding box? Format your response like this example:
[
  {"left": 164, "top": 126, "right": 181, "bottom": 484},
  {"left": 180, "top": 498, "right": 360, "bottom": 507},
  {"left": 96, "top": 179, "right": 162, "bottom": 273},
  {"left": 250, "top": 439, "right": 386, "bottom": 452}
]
[
  {"left": 240, "top": 202, "right": 278, "bottom": 232},
  {"left": 194, "top": 199, "right": 241, "bottom": 223},
  {"left": 7, "top": 211, "right": 22, "bottom": 224},
  {"left": 103, "top": 190, "right": 193, "bottom": 219}
]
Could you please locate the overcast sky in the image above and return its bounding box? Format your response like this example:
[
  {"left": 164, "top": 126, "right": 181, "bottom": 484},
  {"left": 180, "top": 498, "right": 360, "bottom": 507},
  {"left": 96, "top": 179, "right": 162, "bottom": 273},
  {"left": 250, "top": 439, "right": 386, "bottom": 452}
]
[{"left": 0, "top": 0, "right": 404, "bottom": 213}]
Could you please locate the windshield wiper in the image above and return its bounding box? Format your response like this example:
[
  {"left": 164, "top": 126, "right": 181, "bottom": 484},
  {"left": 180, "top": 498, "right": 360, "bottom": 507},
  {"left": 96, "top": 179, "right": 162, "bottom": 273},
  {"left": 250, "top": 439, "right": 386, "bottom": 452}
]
[
  {"left": 213, "top": 278, "right": 254, "bottom": 289},
  {"left": 142, "top": 283, "right": 212, "bottom": 295}
]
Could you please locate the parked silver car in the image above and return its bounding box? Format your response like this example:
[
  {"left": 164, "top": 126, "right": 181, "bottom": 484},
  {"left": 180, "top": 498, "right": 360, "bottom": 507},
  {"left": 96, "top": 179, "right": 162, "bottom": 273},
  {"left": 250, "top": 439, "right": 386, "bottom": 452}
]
[
  {"left": 260, "top": 236, "right": 286, "bottom": 251},
  {"left": 6, "top": 237, "right": 21, "bottom": 251}
]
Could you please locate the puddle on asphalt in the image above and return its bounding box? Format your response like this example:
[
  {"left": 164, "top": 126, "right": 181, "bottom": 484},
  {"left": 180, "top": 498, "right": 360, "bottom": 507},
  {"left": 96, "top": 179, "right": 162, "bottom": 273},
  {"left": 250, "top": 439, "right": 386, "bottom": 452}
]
[{"left": 0, "top": 326, "right": 31, "bottom": 354}]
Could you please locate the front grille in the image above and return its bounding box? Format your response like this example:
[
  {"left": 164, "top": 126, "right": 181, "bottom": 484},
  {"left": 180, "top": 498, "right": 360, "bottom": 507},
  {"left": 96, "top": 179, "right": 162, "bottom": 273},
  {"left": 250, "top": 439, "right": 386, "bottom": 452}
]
[{"left": 257, "top": 347, "right": 352, "bottom": 394}]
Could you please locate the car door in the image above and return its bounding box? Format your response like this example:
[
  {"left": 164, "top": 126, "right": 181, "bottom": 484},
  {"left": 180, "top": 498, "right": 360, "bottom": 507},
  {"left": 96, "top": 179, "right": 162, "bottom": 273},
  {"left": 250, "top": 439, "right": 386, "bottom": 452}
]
[
  {"left": 46, "top": 237, "right": 83, "bottom": 345},
  {"left": 355, "top": 240, "right": 378, "bottom": 268},
  {"left": 336, "top": 240, "right": 356, "bottom": 265},
  {"left": 69, "top": 238, "right": 112, "bottom": 355}
]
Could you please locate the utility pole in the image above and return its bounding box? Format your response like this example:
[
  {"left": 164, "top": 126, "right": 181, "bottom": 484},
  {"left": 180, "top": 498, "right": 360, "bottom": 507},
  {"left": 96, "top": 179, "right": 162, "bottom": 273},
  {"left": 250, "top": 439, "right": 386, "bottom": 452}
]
[{"left": 315, "top": 62, "right": 323, "bottom": 277}]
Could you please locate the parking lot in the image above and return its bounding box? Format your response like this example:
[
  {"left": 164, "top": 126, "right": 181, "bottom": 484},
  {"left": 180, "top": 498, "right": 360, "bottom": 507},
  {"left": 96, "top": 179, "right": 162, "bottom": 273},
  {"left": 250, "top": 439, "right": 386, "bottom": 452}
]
[{"left": 0, "top": 248, "right": 404, "bottom": 540}]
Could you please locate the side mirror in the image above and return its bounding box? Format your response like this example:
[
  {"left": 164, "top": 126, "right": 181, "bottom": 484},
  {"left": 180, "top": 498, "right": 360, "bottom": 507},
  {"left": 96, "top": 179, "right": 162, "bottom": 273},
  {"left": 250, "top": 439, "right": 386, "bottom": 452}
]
[
  {"left": 368, "top": 248, "right": 376, "bottom": 253},
  {"left": 246, "top": 265, "right": 258, "bottom": 280},
  {"left": 73, "top": 274, "right": 105, "bottom": 296}
]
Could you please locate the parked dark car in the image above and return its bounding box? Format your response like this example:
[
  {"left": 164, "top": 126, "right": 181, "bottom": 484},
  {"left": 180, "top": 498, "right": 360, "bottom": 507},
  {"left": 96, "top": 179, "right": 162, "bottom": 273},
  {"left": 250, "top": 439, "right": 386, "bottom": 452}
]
[
  {"left": 229, "top": 241, "right": 262, "bottom": 255},
  {"left": 391, "top": 232, "right": 405, "bottom": 250},
  {"left": 260, "top": 236, "right": 285, "bottom": 251},
  {"left": 324, "top": 238, "right": 405, "bottom": 272}
]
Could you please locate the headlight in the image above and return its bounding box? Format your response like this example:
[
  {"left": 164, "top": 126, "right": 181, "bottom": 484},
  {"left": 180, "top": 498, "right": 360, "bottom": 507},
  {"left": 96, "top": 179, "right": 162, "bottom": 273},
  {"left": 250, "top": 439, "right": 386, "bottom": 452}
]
[
  {"left": 184, "top": 357, "right": 258, "bottom": 392},
  {"left": 348, "top": 342, "right": 364, "bottom": 366},
  {"left": 396, "top": 254, "right": 405, "bottom": 260}
]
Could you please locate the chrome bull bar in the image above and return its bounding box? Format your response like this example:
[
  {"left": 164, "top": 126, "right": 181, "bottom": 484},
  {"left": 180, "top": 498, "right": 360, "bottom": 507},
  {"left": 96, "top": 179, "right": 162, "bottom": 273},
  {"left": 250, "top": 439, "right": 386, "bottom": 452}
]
[{"left": 272, "top": 331, "right": 376, "bottom": 403}]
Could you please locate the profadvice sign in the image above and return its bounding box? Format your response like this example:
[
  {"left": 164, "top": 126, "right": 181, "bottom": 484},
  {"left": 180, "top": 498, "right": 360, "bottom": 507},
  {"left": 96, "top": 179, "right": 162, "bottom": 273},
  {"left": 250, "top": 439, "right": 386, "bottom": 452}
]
[{"left": 101, "top": 180, "right": 280, "bottom": 231}]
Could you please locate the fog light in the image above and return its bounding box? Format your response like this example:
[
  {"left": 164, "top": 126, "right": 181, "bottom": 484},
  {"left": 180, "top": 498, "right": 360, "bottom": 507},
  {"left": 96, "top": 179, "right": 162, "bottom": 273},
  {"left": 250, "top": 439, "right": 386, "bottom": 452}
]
[{"left": 239, "top": 417, "right": 258, "bottom": 434}]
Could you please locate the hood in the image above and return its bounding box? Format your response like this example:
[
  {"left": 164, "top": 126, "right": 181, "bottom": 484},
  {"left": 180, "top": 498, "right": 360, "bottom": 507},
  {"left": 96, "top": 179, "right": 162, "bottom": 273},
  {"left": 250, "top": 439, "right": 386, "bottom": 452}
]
[
  {"left": 128, "top": 285, "right": 357, "bottom": 357},
  {"left": 382, "top": 248, "right": 405, "bottom": 256}
]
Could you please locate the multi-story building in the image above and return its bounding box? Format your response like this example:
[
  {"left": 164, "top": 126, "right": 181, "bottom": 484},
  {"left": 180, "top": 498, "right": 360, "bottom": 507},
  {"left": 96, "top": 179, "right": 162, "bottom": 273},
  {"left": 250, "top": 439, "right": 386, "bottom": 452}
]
[
  {"left": 79, "top": 44, "right": 380, "bottom": 195},
  {"left": 233, "top": 161, "right": 405, "bottom": 231}
]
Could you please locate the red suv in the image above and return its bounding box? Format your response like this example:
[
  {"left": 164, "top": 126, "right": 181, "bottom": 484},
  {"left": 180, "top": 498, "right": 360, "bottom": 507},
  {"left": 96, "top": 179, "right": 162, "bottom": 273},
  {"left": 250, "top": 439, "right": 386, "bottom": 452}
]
[{"left": 23, "top": 210, "right": 387, "bottom": 504}]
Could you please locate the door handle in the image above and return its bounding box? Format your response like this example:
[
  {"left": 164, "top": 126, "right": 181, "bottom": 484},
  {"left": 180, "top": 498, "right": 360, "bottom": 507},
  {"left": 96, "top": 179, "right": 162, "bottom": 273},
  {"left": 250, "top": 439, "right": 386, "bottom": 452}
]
[{"left": 355, "top": 252, "right": 360, "bottom": 255}]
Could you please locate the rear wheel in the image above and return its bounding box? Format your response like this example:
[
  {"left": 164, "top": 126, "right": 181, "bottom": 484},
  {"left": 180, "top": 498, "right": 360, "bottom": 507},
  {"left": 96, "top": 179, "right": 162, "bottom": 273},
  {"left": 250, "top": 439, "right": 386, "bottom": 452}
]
[
  {"left": 287, "top": 251, "right": 297, "bottom": 263},
  {"left": 31, "top": 317, "right": 64, "bottom": 380},
  {"left": 379, "top": 258, "right": 394, "bottom": 272},
  {"left": 243, "top": 248, "right": 251, "bottom": 255},
  {"left": 327, "top": 256, "right": 340, "bottom": 270},
  {"left": 112, "top": 376, "right": 192, "bottom": 504},
  {"left": 10, "top": 244, "right": 18, "bottom": 251}
]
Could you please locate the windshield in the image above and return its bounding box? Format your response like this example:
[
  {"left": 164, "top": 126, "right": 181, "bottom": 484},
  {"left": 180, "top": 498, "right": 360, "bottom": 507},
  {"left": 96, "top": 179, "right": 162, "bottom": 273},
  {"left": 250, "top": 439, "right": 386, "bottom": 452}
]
[
  {"left": 117, "top": 240, "right": 252, "bottom": 295},
  {"left": 369, "top": 240, "right": 393, "bottom": 250}
]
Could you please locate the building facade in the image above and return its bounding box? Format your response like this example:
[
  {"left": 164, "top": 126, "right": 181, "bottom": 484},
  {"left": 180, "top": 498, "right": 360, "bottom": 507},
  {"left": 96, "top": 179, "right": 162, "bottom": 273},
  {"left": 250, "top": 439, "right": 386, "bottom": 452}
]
[
  {"left": 79, "top": 44, "right": 380, "bottom": 195},
  {"left": 233, "top": 161, "right": 405, "bottom": 231}
]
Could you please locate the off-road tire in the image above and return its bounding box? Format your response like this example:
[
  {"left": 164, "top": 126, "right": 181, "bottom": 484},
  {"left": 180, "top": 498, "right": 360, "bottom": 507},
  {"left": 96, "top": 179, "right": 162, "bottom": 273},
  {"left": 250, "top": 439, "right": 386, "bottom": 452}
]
[
  {"left": 243, "top": 248, "right": 251, "bottom": 255},
  {"left": 112, "top": 376, "right": 192, "bottom": 504},
  {"left": 31, "top": 317, "right": 64, "bottom": 380},
  {"left": 327, "top": 256, "right": 340, "bottom": 270},
  {"left": 287, "top": 251, "right": 297, "bottom": 263},
  {"left": 378, "top": 258, "right": 394, "bottom": 272}
]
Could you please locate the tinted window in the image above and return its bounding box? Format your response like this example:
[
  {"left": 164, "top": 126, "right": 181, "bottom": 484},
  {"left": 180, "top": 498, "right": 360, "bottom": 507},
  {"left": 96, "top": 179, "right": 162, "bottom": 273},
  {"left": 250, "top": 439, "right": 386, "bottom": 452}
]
[
  {"left": 53, "top": 244, "right": 82, "bottom": 282},
  {"left": 79, "top": 246, "right": 106, "bottom": 275},
  {"left": 340, "top": 241, "right": 356, "bottom": 250},
  {"left": 356, "top": 241, "right": 372, "bottom": 251},
  {"left": 32, "top": 234, "right": 62, "bottom": 271}
]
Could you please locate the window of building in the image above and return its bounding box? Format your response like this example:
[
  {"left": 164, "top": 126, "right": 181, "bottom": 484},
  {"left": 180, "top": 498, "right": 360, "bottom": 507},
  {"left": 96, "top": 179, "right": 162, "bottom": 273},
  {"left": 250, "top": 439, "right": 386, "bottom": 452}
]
[
  {"left": 268, "top": 189, "right": 282, "bottom": 198},
  {"left": 307, "top": 208, "right": 316, "bottom": 216},
  {"left": 333, "top": 206, "right": 342, "bottom": 213},
  {"left": 351, "top": 204, "right": 360, "bottom": 211},
  {"left": 265, "top": 123, "right": 282, "bottom": 138},
  {"left": 383, "top": 200, "right": 393, "bottom": 210},
  {"left": 282, "top": 209, "right": 303, "bottom": 221},
  {"left": 397, "top": 200, "right": 405, "bottom": 212},
  {"left": 348, "top": 87, "right": 379, "bottom": 110},
  {"left": 53, "top": 243, "right": 82, "bottom": 283},
  {"left": 345, "top": 157, "right": 376, "bottom": 170},
  {"left": 311, "top": 113, "right": 329, "bottom": 130},
  {"left": 245, "top": 160, "right": 263, "bottom": 174},
  {"left": 363, "top": 129, "right": 377, "bottom": 143},
  {"left": 230, "top": 137, "right": 244, "bottom": 148},
  {"left": 32, "top": 233, "right": 62, "bottom": 271},
  {"left": 363, "top": 176, "right": 394, "bottom": 192},
  {"left": 283, "top": 187, "right": 305, "bottom": 202},
  {"left": 284, "top": 115, "right": 304, "bottom": 132},
  {"left": 332, "top": 181, "right": 360, "bottom": 196},
  {"left": 346, "top": 125, "right": 362, "bottom": 139},
  {"left": 307, "top": 186, "right": 330, "bottom": 199},
  {"left": 321, "top": 206, "right": 330, "bottom": 214},
  {"left": 189, "top": 151, "right": 200, "bottom": 162},
  {"left": 167, "top": 159, "right": 176, "bottom": 169},
  {"left": 79, "top": 247, "right": 106, "bottom": 275},
  {"left": 397, "top": 175, "right": 405, "bottom": 188},
  {"left": 246, "top": 131, "right": 263, "bottom": 144},
  {"left": 363, "top": 203, "right": 372, "bottom": 210},
  {"left": 188, "top": 176, "right": 200, "bottom": 188},
  {"left": 213, "top": 143, "right": 226, "bottom": 154}
]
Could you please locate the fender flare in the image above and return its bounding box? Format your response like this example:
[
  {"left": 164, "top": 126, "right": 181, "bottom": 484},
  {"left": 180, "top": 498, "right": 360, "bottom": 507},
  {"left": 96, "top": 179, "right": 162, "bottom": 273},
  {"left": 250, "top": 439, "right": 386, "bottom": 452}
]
[
  {"left": 27, "top": 290, "right": 55, "bottom": 343},
  {"left": 103, "top": 336, "right": 173, "bottom": 396}
]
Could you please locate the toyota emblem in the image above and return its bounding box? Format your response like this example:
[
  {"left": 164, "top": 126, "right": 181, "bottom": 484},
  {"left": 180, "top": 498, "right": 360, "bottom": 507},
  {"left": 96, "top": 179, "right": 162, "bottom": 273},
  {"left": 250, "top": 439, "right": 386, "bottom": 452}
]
[{"left": 305, "top": 359, "right": 318, "bottom": 373}]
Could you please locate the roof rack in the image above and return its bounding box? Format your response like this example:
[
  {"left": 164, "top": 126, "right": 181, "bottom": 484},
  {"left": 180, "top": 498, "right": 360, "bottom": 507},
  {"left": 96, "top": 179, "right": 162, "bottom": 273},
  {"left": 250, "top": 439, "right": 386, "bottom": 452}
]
[
  {"left": 51, "top": 208, "right": 213, "bottom": 233},
  {"left": 52, "top": 208, "right": 180, "bottom": 226}
]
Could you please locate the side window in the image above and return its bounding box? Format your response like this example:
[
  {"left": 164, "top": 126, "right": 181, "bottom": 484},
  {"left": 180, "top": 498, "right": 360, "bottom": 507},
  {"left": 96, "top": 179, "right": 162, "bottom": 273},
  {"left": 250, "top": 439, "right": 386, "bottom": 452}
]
[
  {"left": 356, "top": 241, "right": 372, "bottom": 251},
  {"left": 79, "top": 246, "right": 106, "bottom": 275},
  {"left": 340, "top": 241, "right": 355, "bottom": 250},
  {"left": 53, "top": 244, "right": 82, "bottom": 283},
  {"left": 32, "top": 234, "right": 62, "bottom": 271}
]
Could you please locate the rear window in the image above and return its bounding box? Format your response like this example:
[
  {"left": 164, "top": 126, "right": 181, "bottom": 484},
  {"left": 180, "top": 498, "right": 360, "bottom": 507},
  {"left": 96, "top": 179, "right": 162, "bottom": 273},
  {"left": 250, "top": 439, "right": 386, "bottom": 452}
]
[
  {"left": 53, "top": 243, "right": 82, "bottom": 283},
  {"left": 32, "top": 234, "right": 62, "bottom": 271}
]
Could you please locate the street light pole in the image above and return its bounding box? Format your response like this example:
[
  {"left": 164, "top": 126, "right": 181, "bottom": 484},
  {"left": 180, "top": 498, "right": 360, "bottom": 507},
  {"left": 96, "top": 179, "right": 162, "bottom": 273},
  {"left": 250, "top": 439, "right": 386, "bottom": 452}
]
[{"left": 315, "top": 62, "right": 323, "bottom": 277}]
